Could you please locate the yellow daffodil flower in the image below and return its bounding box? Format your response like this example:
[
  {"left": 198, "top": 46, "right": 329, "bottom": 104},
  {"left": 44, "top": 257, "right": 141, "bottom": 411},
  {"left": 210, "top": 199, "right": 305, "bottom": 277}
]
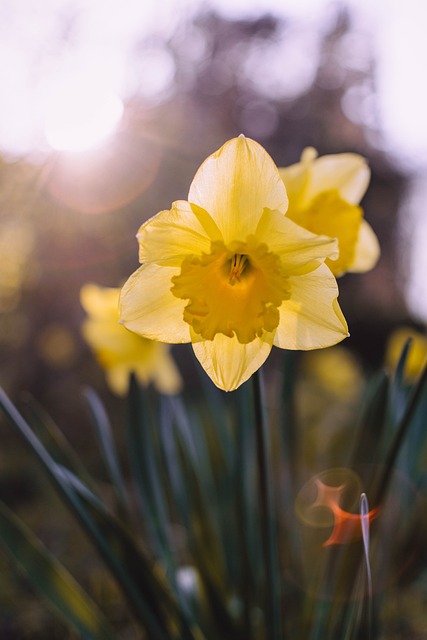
[
  {"left": 302, "top": 345, "right": 364, "bottom": 400},
  {"left": 120, "top": 136, "right": 349, "bottom": 391},
  {"left": 279, "top": 147, "right": 380, "bottom": 277},
  {"left": 80, "top": 284, "right": 182, "bottom": 395},
  {"left": 385, "top": 326, "right": 427, "bottom": 383}
]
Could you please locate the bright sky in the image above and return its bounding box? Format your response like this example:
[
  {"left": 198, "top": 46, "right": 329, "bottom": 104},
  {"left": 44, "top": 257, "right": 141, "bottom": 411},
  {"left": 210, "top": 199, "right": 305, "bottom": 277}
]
[
  {"left": 213, "top": 0, "right": 427, "bottom": 168},
  {"left": 0, "top": 0, "right": 425, "bottom": 165},
  {"left": 359, "top": 0, "right": 427, "bottom": 169},
  {"left": 1, "top": 0, "right": 427, "bottom": 317},
  {"left": 0, "top": 0, "right": 195, "bottom": 155},
  {"left": 0, "top": 0, "right": 427, "bottom": 166}
]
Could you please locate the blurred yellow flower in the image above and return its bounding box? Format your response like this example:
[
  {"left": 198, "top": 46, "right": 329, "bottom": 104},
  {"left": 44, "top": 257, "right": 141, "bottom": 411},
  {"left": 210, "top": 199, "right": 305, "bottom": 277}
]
[
  {"left": 120, "top": 136, "right": 348, "bottom": 391},
  {"left": 302, "top": 345, "right": 364, "bottom": 399},
  {"left": 385, "top": 326, "right": 427, "bottom": 383},
  {"left": 279, "top": 148, "right": 380, "bottom": 277},
  {"left": 80, "top": 284, "right": 182, "bottom": 395}
]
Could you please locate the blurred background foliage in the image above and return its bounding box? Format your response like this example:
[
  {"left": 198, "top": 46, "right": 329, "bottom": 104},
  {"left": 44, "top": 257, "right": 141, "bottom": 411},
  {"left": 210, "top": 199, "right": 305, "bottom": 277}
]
[{"left": 1, "top": 0, "right": 427, "bottom": 637}]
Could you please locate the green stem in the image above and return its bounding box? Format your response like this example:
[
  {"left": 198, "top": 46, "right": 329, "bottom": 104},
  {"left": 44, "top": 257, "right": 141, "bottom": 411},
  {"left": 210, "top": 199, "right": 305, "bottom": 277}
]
[
  {"left": 253, "top": 370, "right": 282, "bottom": 640},
  {"left": 234, "top": 387, "right": 255, "bottom": 639}
]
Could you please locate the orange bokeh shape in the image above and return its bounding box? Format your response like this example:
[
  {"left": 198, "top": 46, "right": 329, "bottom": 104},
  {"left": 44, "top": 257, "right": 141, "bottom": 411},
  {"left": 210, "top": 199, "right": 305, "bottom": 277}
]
[{"left": 313, "top": 479, "right": 379, "bottom": 547}]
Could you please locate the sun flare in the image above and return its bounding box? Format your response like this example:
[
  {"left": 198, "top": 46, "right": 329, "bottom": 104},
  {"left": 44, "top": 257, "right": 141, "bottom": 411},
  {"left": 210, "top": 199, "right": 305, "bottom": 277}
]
[{"left": 43, "top": 83, "right": 124, "bottom": 153}]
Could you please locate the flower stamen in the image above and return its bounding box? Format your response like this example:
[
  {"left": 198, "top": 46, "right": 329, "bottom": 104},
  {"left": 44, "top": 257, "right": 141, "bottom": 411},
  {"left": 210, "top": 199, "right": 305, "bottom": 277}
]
[{"left": 229, "top": 253, "right": 248, "bottom": 285}]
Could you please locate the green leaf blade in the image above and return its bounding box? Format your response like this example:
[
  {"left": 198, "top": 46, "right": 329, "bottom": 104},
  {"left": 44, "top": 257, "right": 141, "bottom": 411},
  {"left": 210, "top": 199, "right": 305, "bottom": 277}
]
[{"left": 0, "top": 500, "right": 117, "bottom": 640}]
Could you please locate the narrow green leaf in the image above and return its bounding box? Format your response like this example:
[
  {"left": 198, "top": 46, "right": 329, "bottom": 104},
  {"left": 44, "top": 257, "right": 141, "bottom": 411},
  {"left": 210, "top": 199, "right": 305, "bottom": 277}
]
[
  {"left": 0, "top": 385, "right": 197, "bottom": 640},
  {"left": 77, "top": 492, "right": 198, "bottom": 640},
  {"left": 21, "top": 393, "right": 96, "bottom": 490},
  {"left": 349, "top": 371, "right": 390, "bottom": 476},
  {"left": 157, "top": 395, "right": 242, "bottom": 636},
  {"left": 0, "top": 499, "right": 116, "bottom": 640},
  {"left": 126, "top": 377, "right": 174, "bottom": 565},
  {"left": 360, "top": 493, "right": 373, "bottom": 640},
  {"left": 196, "top": 370, "right": 235, "bottom": 470},
  {"left": 388, "top": 340, "right": 427, "bottom": 476},
  {"left": 126, "top": 379, "right": 204, "bottom": 639},
  {"left": 166, "top": 394, "right": 234, "bottom": 578},
  {"left": 386, "top": 339, "right": 413, "bottom": 438},
  {"left": 393, "top": 338, "right": 412, "bottom": 391},
  {"left": 53, "top": 464, "right": 105, "bottom": 510},
  {"left": 157, "top": 397, "right": 191, "bottom": 526},
  {"left": 172, "top": 430, "right": 239, "bottom": 639},
  {"left": 83, "top": 387, "right": 129, "bottom": 512},
  {"left": 371, "top": 361, "right": 427, "bottom": 506}
]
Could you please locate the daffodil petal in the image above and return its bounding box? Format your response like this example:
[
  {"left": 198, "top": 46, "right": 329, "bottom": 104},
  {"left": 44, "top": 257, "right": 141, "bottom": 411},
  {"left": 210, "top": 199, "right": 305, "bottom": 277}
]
[
  {"left": 146, "top": 347, "right": 183, "bottom": 394},
  {"left": 278, "top": 149, "right": 316, "bottom": 215},
  {"left": 120, "top": 263, "right": 190, "bottom": 343},
  {"left": 80, "top": 284, "right": 119, "bottom": 317},
  {"left": 274, "top": 263, "right": 348, "bottom": 350},
  {"left": 81, "top": 318, "right": 131, "bottom": 359},
  {"left": 286, "top": 191, "right": 363, "bottom": 277},
  {"left": 192, "top": 331, "right": 274, "bottom": 391},
  {"left": 256, "top": 208, "right": 339, "bottom": 275},
  {"left": 106, "top": 366, "right": 129, "bottom": 396},
  {"left": 188, "top": 136, "right": 288, "bottom": 244},
  {"left": 307, "top": 153, "right": 370, "bottom": 205},
  {"left": 137, "top": 201, "right": 220, "bottom": 266},
  {"left": 82, "top": 283, "right": 183, "bottom": 395},
  {"left": 278, "top": 163, "right": 309, "bottom": 208},
  {"left": 349, "top": 220, "right": 380, "bottom": 273}
]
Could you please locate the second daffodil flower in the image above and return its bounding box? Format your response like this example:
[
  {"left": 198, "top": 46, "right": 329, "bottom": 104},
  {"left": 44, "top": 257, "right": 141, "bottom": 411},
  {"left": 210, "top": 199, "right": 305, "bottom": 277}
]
[
  {"left": 81, "top": 284, "right": 182, "bottom": 396},
  {"left": 120, "top": 136, "right": 349, "bottom": 391},
  {"left": 279, "top": 147, "right": 380, "bottom": 277}
]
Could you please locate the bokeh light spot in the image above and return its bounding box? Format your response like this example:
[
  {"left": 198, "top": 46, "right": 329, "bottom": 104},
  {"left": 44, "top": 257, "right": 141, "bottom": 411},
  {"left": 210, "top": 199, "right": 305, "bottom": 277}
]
[
  {"left": 131, "top": 47, "right": 176, "bottom": 104},
  {"left": 295, "top": 467, "right": 378, "bottom": 547},
  {"left": 46, "top": 131, "right": 161, "bottom": 214},
  {"left": 37, "top": 325, "right": 77, "bottom": 368},
  {"left": 43, "top": 80, "right": 124, "bottom": 152},
  {"left": 0, "top": 223, "right": 35, "bottom": 312}
]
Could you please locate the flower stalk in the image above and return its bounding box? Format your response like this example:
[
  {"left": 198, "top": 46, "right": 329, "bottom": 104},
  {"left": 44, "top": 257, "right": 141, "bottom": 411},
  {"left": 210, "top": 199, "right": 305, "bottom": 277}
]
[{"left": 253, "top": 370, "right": 282, "bottom": 640}]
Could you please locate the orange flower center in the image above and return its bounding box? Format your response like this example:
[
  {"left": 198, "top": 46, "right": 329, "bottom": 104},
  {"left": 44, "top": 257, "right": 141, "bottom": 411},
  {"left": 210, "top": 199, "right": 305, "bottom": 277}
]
[{"left": 171, "top": 237, "right": 290, "bottom": 344}]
